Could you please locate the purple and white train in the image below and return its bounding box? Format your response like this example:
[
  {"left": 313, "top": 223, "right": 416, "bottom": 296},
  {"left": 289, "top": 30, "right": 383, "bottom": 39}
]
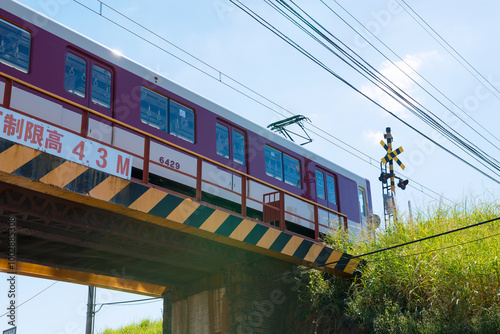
[{"left": 0, "top": 1, "right": 374, "bottom": 240}]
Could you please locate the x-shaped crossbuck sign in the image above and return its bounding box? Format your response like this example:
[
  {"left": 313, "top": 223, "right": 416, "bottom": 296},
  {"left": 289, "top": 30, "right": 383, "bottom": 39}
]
[{"left": 380, "top": 140, "right": 405, "bottom": 170}]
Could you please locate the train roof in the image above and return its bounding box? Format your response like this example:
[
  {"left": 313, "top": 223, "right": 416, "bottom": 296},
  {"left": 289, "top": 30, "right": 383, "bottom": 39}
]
[{"left": 5, "top": 0, "right": 368, "bottom": 185}]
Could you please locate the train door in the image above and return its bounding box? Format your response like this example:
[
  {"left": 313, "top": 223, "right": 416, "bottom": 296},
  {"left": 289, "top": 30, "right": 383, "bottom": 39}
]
[
  {"left": 315, "top": 168, "right": 340, "bottom": 231},
  {"left": 358, "top": 186, "right": 368, "bottom": 226},
  {"left": 215, "top": 121, "right": 247, "bottom": 193},
  {"left": 201, "top": 121, "right": 247, "bottom": 212},
  {"left": 215, "top": 122, "right": 246, "bottom": 171},
  {"left": 63, "top": 49, "right": 113, "bottom": 143},
  {"left": 315, "top": 169, "right": 338, "bottom": 210}
]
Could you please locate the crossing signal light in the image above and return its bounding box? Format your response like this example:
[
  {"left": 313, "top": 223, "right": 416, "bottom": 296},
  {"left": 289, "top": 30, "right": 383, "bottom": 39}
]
[
  {"left": 378, "top": 172, "right": 393, "bottom": 182},
  {"left": 398, "top": 179, "right": 409, "bottom": 190}
]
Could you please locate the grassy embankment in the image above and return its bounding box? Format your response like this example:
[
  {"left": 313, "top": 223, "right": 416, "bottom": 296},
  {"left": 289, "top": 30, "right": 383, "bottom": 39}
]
[
  {"left": 298, "top": 198, "right": 500, "bottom": 333},
  {"left": 98, "top": 199, "right": 500, "bottom": 333},
  {"left": 98, "top": 318, "right": 162, "bottom": 334}
]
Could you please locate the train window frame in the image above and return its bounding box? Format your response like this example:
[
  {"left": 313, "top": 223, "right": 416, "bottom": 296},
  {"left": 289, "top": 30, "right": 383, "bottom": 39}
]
[
  {"left": 315, "top": 168, "right": 337, "bottom": 206},
  {"left": 140, "top": 86, "right": 168, "bottom": 131},
  {"left": 264, "top": 145, "right": 301, "bottom": 188},
  {"left": 232, "top": 129, "right": 245, "bottom": 166},
  {"left": 0, "top": 18, "right": 31, "bottom": 73},
  {"left": 315, "top": 169, "right": 326, "bottom": 200},
  {"left": 140, "top": 86, "right": 195, "bottom": 143},
  {"left": 169, "top": 99, "right": 195, "bottom": 143},
  {"left": 264, "top": 145, "right": 283, "bottom": 181},
  {"left": 91, "top": 64, "right": 112, "bottom": 109},
  {"left": 283, "top": 153, "right": 301, "bottom": 188},
  {"left": 358, "top": 186, "right": 367, "bottom": 218},
  {"left": 216, "top": 122, "right": 230, "bottom": 159},
  {"left": 216, "top": 121, "right": 246, "bottom": 166},
  {"left": 63, "top": 49, "right": 114, "bottom": 114},
  {"left": 326, "top": 174, "right": 337, "bottom": 205},
  {"left": 64, "top": 52, "right": 87, "bottom": 98}
]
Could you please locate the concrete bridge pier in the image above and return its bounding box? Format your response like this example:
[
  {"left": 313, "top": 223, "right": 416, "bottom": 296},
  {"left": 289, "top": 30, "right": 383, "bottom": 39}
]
[{"left": 162, "top": 257, "right": 304, "bottom": 334}]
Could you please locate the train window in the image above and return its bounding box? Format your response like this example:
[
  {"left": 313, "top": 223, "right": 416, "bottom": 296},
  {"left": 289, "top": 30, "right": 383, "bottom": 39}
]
[
  {"left": 216, "top": 123, "right": 229, "bottom": 159},
  {"left": 265, "top": 145, "right": 301, "bottom": 188},
  {"left": 315, "top": 170, "right": 325, "bottom": 200},
  {"left": 326, "top": 174, "right": 337, "bottom": 205},
  {"left": 358, "top": 187, "right": 367, "bottom": 217},
  {"left": 64, "top": 53, "right": 86, "bottom": 98},
  {"left": 140, "top": 87, "right": 167, "bottom": 131},
  {"left": 265, "top": 145, "right": 283, "bottom": 181},
  {"left": 283, "top": 154, "right": 301, "bottom": 188},
  {"left": 140, "top": 87, "right": 195, "bottom": 142},
  {"left": 169, "top": 100, "right": 195, "bottom": 143},
  {"left": 0, "top": 19, "right": 31, "bottom": 73},
  {"left": 91, "top": 65, "right": 111, "bottom": 108},
  {"left": 216, "top": 123, "right": 246, "bottom": 165},
  {"left": 232, "top": 130, "right": 245, "bottom": 165}
]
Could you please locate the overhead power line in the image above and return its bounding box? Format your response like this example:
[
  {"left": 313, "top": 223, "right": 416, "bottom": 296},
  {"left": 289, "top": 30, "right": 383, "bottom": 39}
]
[
  {"left": 229, "top": 0, "right": 500, "bottom": 184},
  {"left": 396, "top": 0, "right": 500, "bottom": 101},
  {"left": 271, "top": 0, "right": 500, "bottom": 177},
  {"left": 65, "top": 0, "right": 452, "bottom": 202},
  {"left": 0, "top": 281, "right": 58, "bottom": 318},
  {"left": 371, "top": 231, "right": 500, "bottom": 263},
  {"left": 325, "top": 0, "right": 500, "bottom": 148},
  {"left": 305, "top": 215, "right": 500, "bottom": 271}
]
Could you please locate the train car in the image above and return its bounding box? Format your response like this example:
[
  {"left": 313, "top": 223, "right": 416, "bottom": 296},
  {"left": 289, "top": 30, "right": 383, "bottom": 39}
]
[{"left": 0, "top": 1, "right": 374, "bottom": 241}]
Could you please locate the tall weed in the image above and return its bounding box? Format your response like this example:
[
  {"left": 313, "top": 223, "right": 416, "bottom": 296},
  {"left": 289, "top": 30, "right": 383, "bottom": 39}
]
[{"left": 305, "top": 198, "right": 500, "bottom": 333}]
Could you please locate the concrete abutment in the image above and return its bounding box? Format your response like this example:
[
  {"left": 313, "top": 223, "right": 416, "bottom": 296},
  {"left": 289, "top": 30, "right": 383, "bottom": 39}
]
[{"left": 162, "top": 257, "right": 304, "bottom": 333}]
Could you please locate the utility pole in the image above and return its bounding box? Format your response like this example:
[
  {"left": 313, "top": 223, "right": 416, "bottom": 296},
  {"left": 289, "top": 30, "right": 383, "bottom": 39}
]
[
  {"left": 85, "top": 286, "right": 96, "bottom": 334},
  {"left": 408, "top": 200, "right": 413, "bottom": 222}
]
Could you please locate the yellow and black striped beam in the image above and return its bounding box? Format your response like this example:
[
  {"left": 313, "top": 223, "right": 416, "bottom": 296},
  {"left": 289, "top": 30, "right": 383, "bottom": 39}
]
[
  {"left": 0, "top": 138, "right": 362, "bottom": 276},
  {"left": 0, "top": 259, "right": 168, "bottom": 296}
]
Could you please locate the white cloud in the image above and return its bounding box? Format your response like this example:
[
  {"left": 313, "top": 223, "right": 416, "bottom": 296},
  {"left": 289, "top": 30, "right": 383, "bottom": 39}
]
[
  {"left": 361, "top": 52, "right": 438, "bottom": 117},
  {"left": 363, "top": 130, "right": 385, "bottom": 146}
]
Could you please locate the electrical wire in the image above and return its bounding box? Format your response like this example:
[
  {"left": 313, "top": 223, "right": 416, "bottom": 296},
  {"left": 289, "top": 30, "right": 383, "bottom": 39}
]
[
  {"left": 94, "top": 297, "right": 162, "bottom": 313},
  {"left": 369, "top": 231, "right": 500, "bottom": 263},
  {"left": 66, "top": 0, "right": 454, "bottom": 202},
  {"left": 0, "top": 280, "right": 58, "bottom": 318},
  {"left": 265, "top": 0, "right": 500, "bottom": 178},
  {"left": 324, "top": 0, "right": 500, "bottom": 148},
  {"left": 304, "top": 215, "right": 500, "bottom": 271},
  {"left": 229, "top": 0, "right": 500, "bottom": 184},
  {"left": 396, "top": 0, "right": 500, "bottom": 100}
]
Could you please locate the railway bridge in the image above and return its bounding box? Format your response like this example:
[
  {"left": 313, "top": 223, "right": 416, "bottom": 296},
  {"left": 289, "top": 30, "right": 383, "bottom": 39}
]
[{"left": 0, "top": 74, "right": 361, "bottom": 333}]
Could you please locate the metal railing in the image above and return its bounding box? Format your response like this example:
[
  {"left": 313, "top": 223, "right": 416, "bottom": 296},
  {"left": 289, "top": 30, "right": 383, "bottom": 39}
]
[{"left": 0, "top": 72, "right": 348, "bottom": 242}]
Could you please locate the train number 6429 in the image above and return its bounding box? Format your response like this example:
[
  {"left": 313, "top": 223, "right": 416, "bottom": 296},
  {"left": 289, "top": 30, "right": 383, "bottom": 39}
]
[{"left": 159, "top": 157, "right": 180, "bottom": 170}]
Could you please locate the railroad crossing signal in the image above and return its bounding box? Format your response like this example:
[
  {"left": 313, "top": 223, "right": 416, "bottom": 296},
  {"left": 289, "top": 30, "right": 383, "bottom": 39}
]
[
  {"left": 380, "top": 128, "right": 407, "bottom": 194},
  {"left": 380, "top": 141, "right": 405, "bottom": 170}
]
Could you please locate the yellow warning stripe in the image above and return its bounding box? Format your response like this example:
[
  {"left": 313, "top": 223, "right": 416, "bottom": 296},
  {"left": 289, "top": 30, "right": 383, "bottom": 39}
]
[
  {"left": 0, "top": 144, "right": 41, "bottom": 173},
  {"left": 167, "top": 198, "right": 200, "bottom": 223},
  {"left": 200, "top": 211, "right": 230, "bottom": 233},
  {"left": 304, "top": 243, "right": 324, "bottom": 263},
  {"left": 281, "top": 236, "right": 304, "bottom": 257},
  {"left": 129, "top": 188, "right": 167, "bottom": 212},
  {"left": 88, "top": 176, "right": 129, "bottom": 201},
  {"left": 0, "top": 139, "right": 364, "bottom": 276},
  {"left": 256, "top": 228, "right": 281, "bottom": 249},
  {"left": 229, "top": 219, "right": 257, "bottom": 241},
  {"left": 39, "top": 160, "right": 88, "bottom": 188}
]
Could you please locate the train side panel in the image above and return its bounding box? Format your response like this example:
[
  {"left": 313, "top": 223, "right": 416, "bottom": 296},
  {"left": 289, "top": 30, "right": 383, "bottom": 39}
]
[{"left": 0, "top": 2, "right": 374, "bottom": 240}]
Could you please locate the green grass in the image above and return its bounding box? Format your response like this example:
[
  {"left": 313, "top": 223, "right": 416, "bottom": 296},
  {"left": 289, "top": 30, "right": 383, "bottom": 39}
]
[
  {"left": 97, "top": 199, "right": 500, "bottom": 333},
  {"left": 299, "top": 197, "right": 500, "bottom": 333},
  {"left": 98, "top": 318, "right": 162, "bottom": 334}
]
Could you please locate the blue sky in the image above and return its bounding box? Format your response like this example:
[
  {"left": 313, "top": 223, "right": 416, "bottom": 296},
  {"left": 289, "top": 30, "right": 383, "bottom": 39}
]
[{"left": 2, "top": 0, "right": 500, "bottom": 332}]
